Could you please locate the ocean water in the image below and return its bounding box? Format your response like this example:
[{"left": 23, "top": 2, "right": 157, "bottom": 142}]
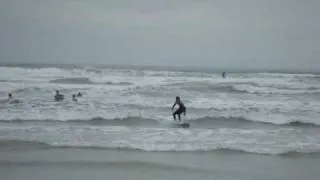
[{"left": 0, "top": 64, "right": 320, "bottom": 156}]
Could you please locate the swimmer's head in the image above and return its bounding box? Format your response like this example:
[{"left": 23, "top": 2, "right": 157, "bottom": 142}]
[{"left": 8, "top": 93, "right": 12, "bottom": 98}]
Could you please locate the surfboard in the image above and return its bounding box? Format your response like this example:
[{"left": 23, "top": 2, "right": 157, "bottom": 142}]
[
  {"left": 173, "top": 121, "right": 190, "bottom": 128},
  {"left": 180, "top": 122, "right": 190, "bottom": 128}
]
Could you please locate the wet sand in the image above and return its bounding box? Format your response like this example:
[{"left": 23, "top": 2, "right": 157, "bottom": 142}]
[{"left": 1, "top": 148, "right": 320, "bottom": 180}]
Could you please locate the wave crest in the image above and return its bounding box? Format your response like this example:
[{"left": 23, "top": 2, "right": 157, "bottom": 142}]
[
  {"left": 49, "top": 77, "right": 132, "bottom": 86},
  {"left": 1, "top": 139, "right": 319, "bottom": 156},
  {"left": 50, "top": 77, "right": 94, "bottom": 85},
  {"left": 175, "top": 81, "right": 320, "bottom": 95},
  {"left": 105, "top": 81, "right": 132, "bottom": 85},
  {"left": 0, "top": 116, "right": 319, "bottom": 127},
  {"left": 191, "top": 116, "right": 320, "bottom": 127},
  {"left": 0, "top": 116, "right": 157, "bottom": 126}
]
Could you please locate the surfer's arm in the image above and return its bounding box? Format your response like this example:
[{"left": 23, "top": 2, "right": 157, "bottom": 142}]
[{"left": 171, "top": 103, "right": 176, "bottom": 111}]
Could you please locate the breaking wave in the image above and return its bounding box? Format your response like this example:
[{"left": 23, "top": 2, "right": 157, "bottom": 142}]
[
  {"left": 0, "top": 116, "right": 319, "bottom": 127},
  {"left": 180, "top": 82, "right": 320, "bottom": 95},
  {"left": 0, "top": 116, "right": 158, "bottom": 126},
  {"left": 50, "top": 77, "right": 94, "bottom": 85},
  {"left": 104, "top": 81, "right": 133, "bottom": 85},
  {"left": 49, "top": 77, "right": 132, "bottom": 86},
  {"left": 1, "top": 139, "right": 319, "bottom": 156},
  {"left": 190, "top": 116, "right": 320, "bottom": 127}
]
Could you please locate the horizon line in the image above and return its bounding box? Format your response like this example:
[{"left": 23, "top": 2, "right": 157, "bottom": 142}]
[{"left": 0, "top": 61, "right": 319, "bottom": 74}]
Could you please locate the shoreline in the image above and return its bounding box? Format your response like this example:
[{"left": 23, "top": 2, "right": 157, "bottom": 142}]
[{"left": 1, "top": 148, "right": 320, "bottom": 180}]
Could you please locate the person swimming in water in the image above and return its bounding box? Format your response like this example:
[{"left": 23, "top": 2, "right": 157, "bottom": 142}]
[
  {"left": 171, "top": 96, "right": 186, "bottom": 121},
  {"left": 72, "top": 94, "right": 77, "bottom": 102},
  {"left": 54, "top": 90, "right": 64, "bottom": 101},
  {"left": 222, "top": 72, "right": 226, "bottom": 78},
  {"left": 5, "top": 93, "right": 22, "bottom": 104}
]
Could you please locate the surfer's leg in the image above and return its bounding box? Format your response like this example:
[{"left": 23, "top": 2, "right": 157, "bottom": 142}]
[
  {"left": 173, "top": 109, "right": 182, "bottom": 121},
  {"left": 178, "top": 108, "right": 186, "bottom": 121},
  {"left": 174, "top": 108, "right": 183, "bottom": 121},
  {"left": 173, "top": 110, "right": 178, "bottom": 120}
]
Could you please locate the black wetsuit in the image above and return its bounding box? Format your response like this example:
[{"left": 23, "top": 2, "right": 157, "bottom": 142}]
[{"left": 173, "top": 101, "right": 186, "bottom": 121}]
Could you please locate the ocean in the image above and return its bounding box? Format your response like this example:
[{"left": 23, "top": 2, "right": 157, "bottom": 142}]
[{"left": 1, "top": 64, "right": 320, "bottom": 180}]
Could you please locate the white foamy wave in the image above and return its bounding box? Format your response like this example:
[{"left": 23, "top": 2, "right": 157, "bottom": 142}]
[
  {"left": 1, "top": 126, "right": 320, "bottom": 155},
  {"left": 0, "top": 98, "right": 23, "bottom": 105},
  {"left": 232, "top": 84, "right": 320, "bottom": 94},
  {"left": 1, "top": 65, "right": 320, "bottom": 157},
  {"left": 104, "top": 81, "right": 133, "bottom": 85},
  {"left": 50, "top": 77, "right": 94, "bottom": 84},
  {"left": 1, "top": 115, "right": 319, "bottom": 128},
  {"left": 175, "top": 80, "right": 320, "bottom": 95},
  {"left": 49, "top": 77, "right": 133, "bottom": 86},
  {"left": 84, "top": 66, "right": 103, "bottom": 73}
]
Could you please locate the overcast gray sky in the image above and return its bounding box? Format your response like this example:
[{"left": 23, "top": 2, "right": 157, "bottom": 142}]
[{"left": 0, "top": 0, "right": 319, "bottom": 70}]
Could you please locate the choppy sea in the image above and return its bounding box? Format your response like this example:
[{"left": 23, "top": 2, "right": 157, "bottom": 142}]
[{"left": 1, "top": 64, "right": 320, "bottom": 155}]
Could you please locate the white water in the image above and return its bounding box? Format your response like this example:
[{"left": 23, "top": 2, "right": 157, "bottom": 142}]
[{"left": 0, "top": 66, "right": 320, "bottom": 154}]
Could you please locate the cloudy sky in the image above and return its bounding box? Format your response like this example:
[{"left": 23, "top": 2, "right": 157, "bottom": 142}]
[{"left": 0, "top": 0, "right": 319, "bottom": 70}]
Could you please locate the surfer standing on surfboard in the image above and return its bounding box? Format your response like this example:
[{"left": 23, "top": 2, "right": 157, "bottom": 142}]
[{"left": 171, "top": 96, "right": 186, "bottom": 121}]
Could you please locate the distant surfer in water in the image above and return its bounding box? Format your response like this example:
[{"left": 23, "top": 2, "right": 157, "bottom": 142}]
[
  {"left": 54, "top": 90, "right": 64, "bottom": 101},
  {"left": 72, "top": 94, "right": 77, "bottom": 102},
  {"left": 171, "top": 96, "right": 186, "bottom": 121},
  {"left": 222, "top": 72, "right": 226, "bottom": 78},
  {"left": 4, "top": 93, "right": 22, "bottom": 104}
]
